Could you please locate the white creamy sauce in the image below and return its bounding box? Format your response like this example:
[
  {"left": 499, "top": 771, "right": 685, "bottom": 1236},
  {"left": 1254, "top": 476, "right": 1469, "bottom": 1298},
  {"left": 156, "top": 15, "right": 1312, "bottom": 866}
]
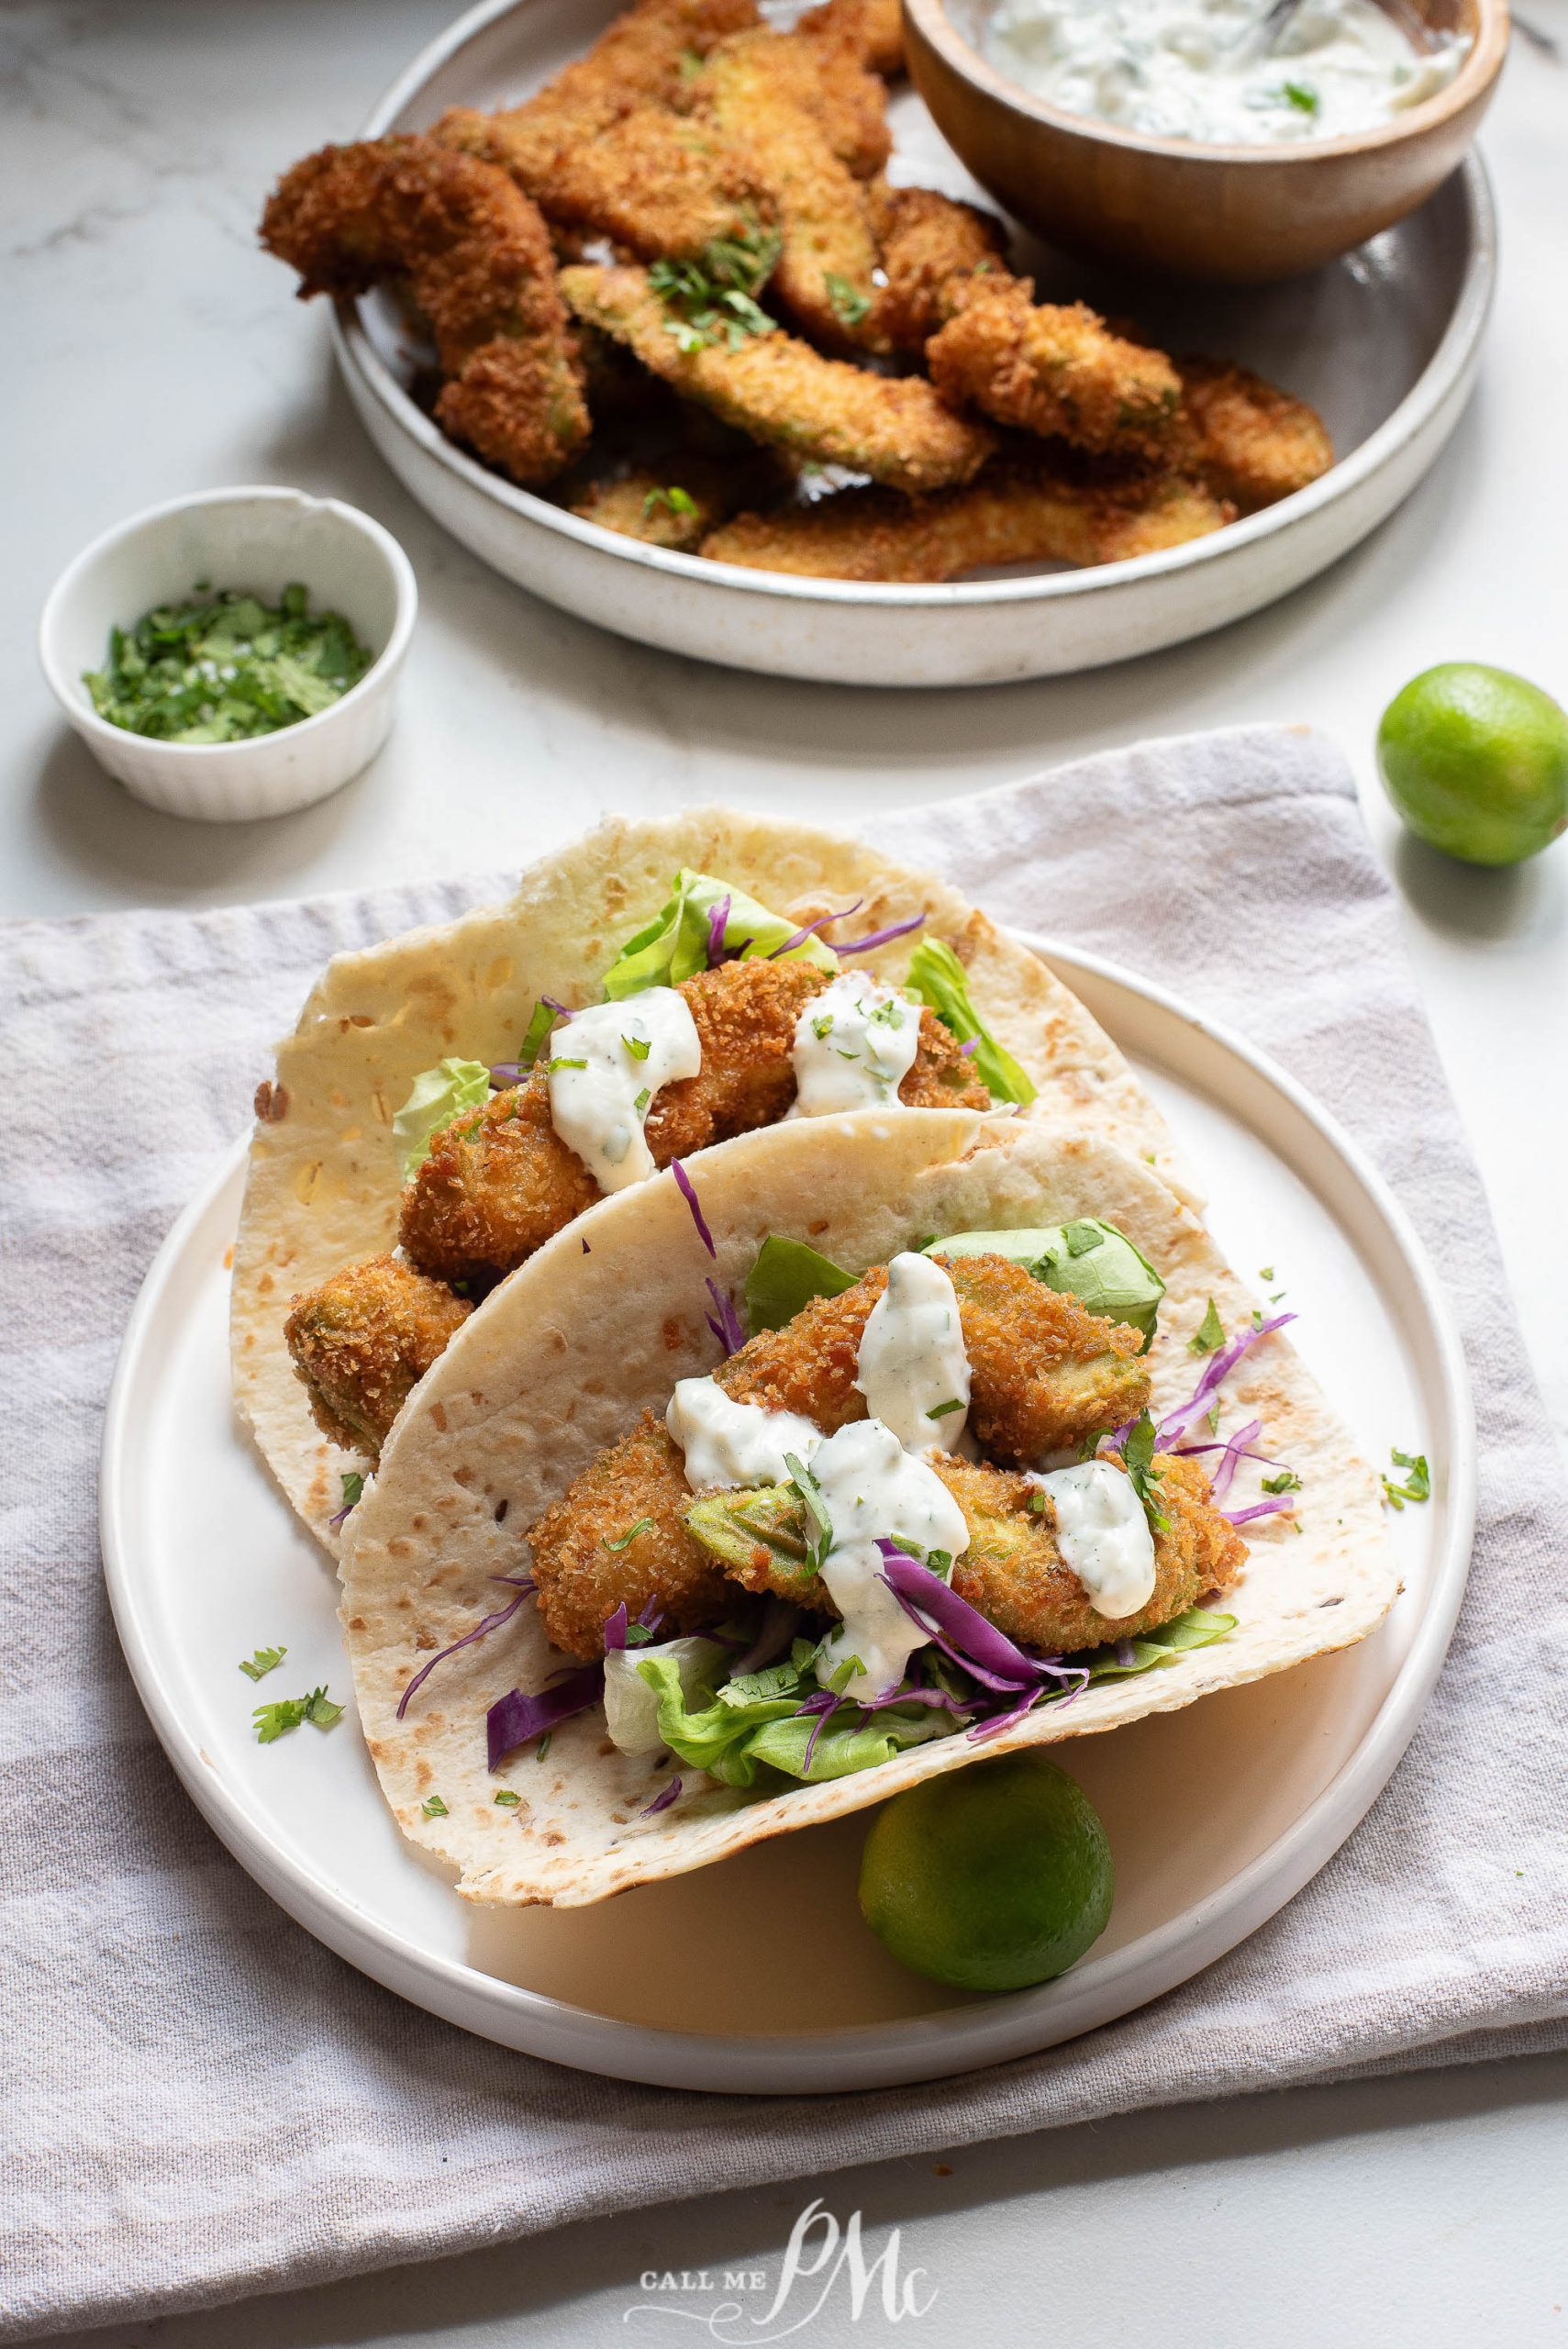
[
  {"left": 811, "top": 1419, "right": 972, "bottom": 1701},
  {"left": 665, "top": 1379, "right": 820, "bottom": 1491},
  {"left": 984, "top": 0, "right": 1469, "bottom": 146},
  {"left": 788, "top": 974, "right": 919, "bottom": 1117},
  {"left": 1029, "top": 1458, "right": 1156, "bottom": 1620},
  {"left": 854, "top": 1252, "right": 971, "bottom": 1454},
  {"left": 546, "top": 987, "right": 700, "bottom": 1194}
]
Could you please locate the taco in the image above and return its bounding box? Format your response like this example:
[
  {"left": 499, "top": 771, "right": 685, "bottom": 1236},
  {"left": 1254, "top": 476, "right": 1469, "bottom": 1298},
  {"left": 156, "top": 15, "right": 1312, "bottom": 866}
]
[
  {"left": 231, "top": 811, "right": 1193, "bottom": 1548},
  {"left": 338, "top": 1112, "right": 1396, "bottom": 1909}
]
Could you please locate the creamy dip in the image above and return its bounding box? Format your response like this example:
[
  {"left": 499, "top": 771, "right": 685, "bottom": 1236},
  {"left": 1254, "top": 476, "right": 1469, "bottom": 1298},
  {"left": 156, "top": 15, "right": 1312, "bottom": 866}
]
[
  {"left": 665, "top": 1378, "right": 820, "bottom": 1490},
  {"left": 1028, "top": 1458, "right": 1156, "bottom": 1619},
  {"left": 983, "top": 0, "right": 1469, "bottom": 146},
  {"left": 811, "top": 1419, "right": 972, "bottom": 1700},
  {"left": 789, "top": 974, "right": 920, "bottom": 1117},
  {"left": 854, "top": 1252, "right": 971, "bottom": 1454},
  {"left": 546, "top": 987, "right": 700, "bottom": 1195}
]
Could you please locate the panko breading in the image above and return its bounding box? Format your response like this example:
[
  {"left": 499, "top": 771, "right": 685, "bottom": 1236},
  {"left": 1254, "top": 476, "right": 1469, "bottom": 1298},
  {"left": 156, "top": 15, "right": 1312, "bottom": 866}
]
[
  {"left": 441, "top": 104, "right": 769, "bottom": 264},
  {"left": 560, "top": 262, "right": 996, "bottom": 492},
  {"left": 1175, "top": 358, "right": 1334, "bottom": 511},
  {"left": 696, "top": 1449, "right": 1245, "bottom": 1654},
  {"left": 399, "top": 1078, "right": 601, "bottom": 1288},
  {"left": 259, "top": 137, "right": 588, "bottom": 485},
  {"left": 868, "top": 182, "right": 1011, "bottom": 351},
  {"left": 701, "top": 456, "right": 1233, "bottom": 581},
  {"left": 530, "top": 1409, "right": 734, "bottom": 1657},
  {"left": 938, "top": 1254, "right": 1150, "bottom": 1462},
  {"left": 798, "top": 0, "right": 906, "bottom": 76},
  {"left": 284, "top": 1254, "right": 473, "bottom": 1458},
  {"left": 433, "top": 0, "right": 761, "bottom": 199},
  {"left": 569, "top": 451, "right": 790, "bottom": 550},
  {"left": 928, "top": 280, "right": 1184, "bottom": 462}
]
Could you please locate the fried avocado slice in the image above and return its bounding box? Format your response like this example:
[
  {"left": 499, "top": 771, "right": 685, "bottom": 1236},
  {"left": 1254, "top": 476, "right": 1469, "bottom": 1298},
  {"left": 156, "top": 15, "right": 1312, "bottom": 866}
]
[
  {"left": 559, "top": 262, "right": 996, "bottom": 493},
  {"left": 927, "top": 278, "right": 1183, "bottom": 464},
  {"left": 687, "top": 1450, "right": 1246, "bottom": 1652},
  {"left": 1174, "top": 358, "right": 1333, "bottom": 512},
  {"left": 260, "top": 136, "right": 588, "bottom": 485},
  {"left": 867, "top": 182, "right": 1012, "bottom": 352},
  {"left": 529, "top": 1409, "right": 732, "bottom": 1660},
  {"left": 284, "top": 1253, "right": 473, "bottom": 1459}
]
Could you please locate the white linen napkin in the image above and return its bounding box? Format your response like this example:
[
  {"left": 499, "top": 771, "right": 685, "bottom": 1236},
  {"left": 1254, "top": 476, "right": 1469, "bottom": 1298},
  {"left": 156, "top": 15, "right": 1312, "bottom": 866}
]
[{"left": 5, "top": 725, "right": 1564, "bottom": 2341}]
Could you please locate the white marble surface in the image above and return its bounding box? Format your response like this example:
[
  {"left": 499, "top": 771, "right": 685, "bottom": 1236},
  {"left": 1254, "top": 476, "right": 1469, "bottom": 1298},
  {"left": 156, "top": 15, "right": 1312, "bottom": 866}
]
[{"left": 6, "top": 2, "right": 1568, "bottom": 2341}]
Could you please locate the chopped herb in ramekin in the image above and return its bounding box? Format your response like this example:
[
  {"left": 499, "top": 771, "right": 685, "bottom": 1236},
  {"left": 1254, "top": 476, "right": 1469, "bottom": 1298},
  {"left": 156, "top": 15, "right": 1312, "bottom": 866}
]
[{"left": 83, "top": 582, "right": 373, "bottom": 743}]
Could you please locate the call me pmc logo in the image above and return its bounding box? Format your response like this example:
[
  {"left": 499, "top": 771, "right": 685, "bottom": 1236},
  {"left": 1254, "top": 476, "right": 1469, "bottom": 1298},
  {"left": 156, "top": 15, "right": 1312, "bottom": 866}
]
[{"left": 628, "top": 2198, "right": 937, "bottom": 2339}]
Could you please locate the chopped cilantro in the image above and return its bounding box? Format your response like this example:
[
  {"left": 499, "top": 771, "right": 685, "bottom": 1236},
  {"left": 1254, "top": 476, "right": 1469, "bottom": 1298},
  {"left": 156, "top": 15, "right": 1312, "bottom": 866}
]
[
  {"left": 543, "top": 1055, "right": 588, "bottom": 1074},
  {"left": 811, "top": 1011, "right": 834, "bottom": 1039},
  {"left": 927, "top": 1397, "right": 964, "bottom": 1419},
  {"left": 253, "top": 1685, "right": 344, "bottom": 1743},
  {"left": 1283, "top": 78, "right": 1320, "bottom": 114},
  {"left": 1259, "top": 1266, "right": 1274, "bottom": 1282},
  {"left": 642, "top": 484, "right": 698, "bottom": 519},
  {"left": 1382, "top": 1449, "right": 1430, "bottom": 1510},
  {"left": 825, "top": 273, "right": 872, "bottom": 328},
  {"left": 625, "top": 1622, "right": 656, "bottom": 1648},
  {"left": 537, "top": 1732, "right": 552, "bottom": 1762},
  {"left": 604, "top": 1517, "right": 656, "bottom": 1552},
  {"left": 632, "top": 1086, "right": 651, "bottom": 1115},
  {"left": 238, "top": 1644, "right": 286, "bottom": 1682},
  {"left": 784, "top": 1452, "right": 834, "bottom": 1571},
  {"left": 494, "top": 1787, "right": 521, "bottom": 1807},
  {"left": 1121, "top": 1411, "right": 1169, "bottom": 1533},
  {"left": 1077, "top": 1427, "right": 1107, "bottom": 1462},
  {"left": 1189, "top": 1298, "right": 1225, "bottom": 1355},
  {"left": 622, "top": 1031, "right": 652, "bottom": 1060},
  {"left": 651, "top": 233, "right": 781, "bottom": 351},
  {"left": 517, "top": 999, "right": 557, "bottom": 1070},
  {"left": 82, "top": 583, "right": 373, "bottom": 744},
  {"left": 926, "top": 1548, "right": 953, "bottom": 1575},
  {"left": 421, "top": 1794, "right": 448, "bottom": 1819},
  {"left": 1028, "top": 1488, "right": 1048, "bottom": 1512},
  {"left": 1262, "top": 1470, "right": 1303, "bottom": 1495}
]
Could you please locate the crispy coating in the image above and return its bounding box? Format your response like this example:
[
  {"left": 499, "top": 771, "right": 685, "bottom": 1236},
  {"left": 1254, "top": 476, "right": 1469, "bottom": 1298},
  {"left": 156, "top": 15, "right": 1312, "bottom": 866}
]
[
  {"left": 701, "top": 454, "right": 1233, "bottom": 580},
  {"left": 531, "top": 1408, "right": 733, "bottom": 1657},
  {"left": 939, "top": 1254, "right": 1150, "bottom": 1461},
  {"left": 443, "top": 104, "right": 768, "bottom": 263},
  {"left": 868, "top": 182, "right": 1011, "bottom": 351},
  {"left": 681, "top": 27, "right": 890, "bottom": 345},
  {"left": 714, "top": 1450, "right": 1246, "bottom": 1653},
  {"left": 284, "top": 1253, "right": 473, "bottom": 1459},
  {"left": 259, "top": 136, "right": 587, "bottom": 484},
  {"left": 433, "top": 0, "right": 761, "bottom": 198},
  {"left": 399, "top": 1075, "right": 600, "bottom": 1286},
  {"left": 1174, "top": 358, "right": 1334, "bottom": 511},
  {"left": 560, "top": 262, "right": 995, "bottom": 492},
  {"left": 569, "top": 451, "right": 789, "bottom": 549},
  {"left": 644, "top": 957, "right": 828, "bottom": 1157},
  {"left": 928, "top": 280, "right": 1184, "bottom": 462},
  {"left": 798, "top": 0, "right": 906, "bottom": 76}
]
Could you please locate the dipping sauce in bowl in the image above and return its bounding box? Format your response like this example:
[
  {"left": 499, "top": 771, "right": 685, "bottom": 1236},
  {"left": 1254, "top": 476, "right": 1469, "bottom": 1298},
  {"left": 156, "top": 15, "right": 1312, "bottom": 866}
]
[{"left": 983, "top": 0, "right": 1472, "bottom": 145}]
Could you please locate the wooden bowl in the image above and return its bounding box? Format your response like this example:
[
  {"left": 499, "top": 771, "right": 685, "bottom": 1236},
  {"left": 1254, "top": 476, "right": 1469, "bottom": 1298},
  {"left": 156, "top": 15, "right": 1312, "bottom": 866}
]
[{"left": 904, "top": 0, "right": 1508, "bottom": 283}]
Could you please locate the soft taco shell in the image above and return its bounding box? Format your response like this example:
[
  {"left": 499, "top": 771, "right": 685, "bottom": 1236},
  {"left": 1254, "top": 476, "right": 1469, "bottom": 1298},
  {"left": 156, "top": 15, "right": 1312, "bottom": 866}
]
[
  {"left": 339, "top": 1112, "right": 1397, "bottom": 1909},
  {"left": 231, "top": 810, "right": 1192, "bottom": 1548}
]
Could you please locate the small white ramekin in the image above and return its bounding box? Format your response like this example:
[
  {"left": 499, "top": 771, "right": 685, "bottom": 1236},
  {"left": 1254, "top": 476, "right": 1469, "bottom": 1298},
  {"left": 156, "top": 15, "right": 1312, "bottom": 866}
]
[{"left": 39, "top": 484, "right": 417, "bottom": 822}]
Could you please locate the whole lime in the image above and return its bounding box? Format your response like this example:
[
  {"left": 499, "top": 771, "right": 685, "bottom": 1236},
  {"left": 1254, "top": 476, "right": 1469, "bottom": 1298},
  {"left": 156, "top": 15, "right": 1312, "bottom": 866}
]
[
  {"left": 859, "top": 1753, "right": 1113, "bottom": 1992},
  {"left": 1376, "top": 662, "right": 1568, "bottom": 867}
]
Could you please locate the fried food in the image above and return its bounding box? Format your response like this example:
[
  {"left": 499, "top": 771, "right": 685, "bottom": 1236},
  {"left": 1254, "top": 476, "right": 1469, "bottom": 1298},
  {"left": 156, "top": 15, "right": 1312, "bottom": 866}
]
[
  {"left": 434, "top": 0, "right": 761, "bottom": 200},
  {"left": 701, "top": 454, "right": 1233, "bottom": 580},
  {"left": 928, "top": 279, "right": 1184, "bottom": 462},
  {"left": 399, "top": 1076, "right": 601, "bottom": 1288},
  {"left": 441, "top": 104, "right": 768, "bottom": 264},
  {"left": 560, "top": 262, "right": 996, "bottom": 491},
  {"left": 259, "top": 136, "right": 588, "bottom": 485},
  {"left": 530, "top": 1408, "right": 734, "bottom": 1656},
  {"left": 693, "top": 1448, "right": 1244, "bottom": 1653},
  {"left": 798, "top": 0, "right": 906, "bottom": 76},
  {"left": 284, "top": 1254, "right": 473, "bottom": 1458},
  {"left": 1175, "top": 358, "right": 1334, "bottom": 510},
  {"left": 868, "top": 182, "right": 1011, "bottom": 351},
  {"left": 939, "top": 1254, "right": 1151, "bottom": 1462},
  {"left": 569, "top": 451, "right": 788, "bottom": 549}
]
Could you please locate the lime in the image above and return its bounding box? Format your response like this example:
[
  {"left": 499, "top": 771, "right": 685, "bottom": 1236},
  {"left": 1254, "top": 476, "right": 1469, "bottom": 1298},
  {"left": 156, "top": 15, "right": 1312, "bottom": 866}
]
[
  {"left": 1376, "top": 662, "right": 1568, "bottom": 867},
  {"left": 859, "top": 1753, "right": 1113, "bottom": 1992}
]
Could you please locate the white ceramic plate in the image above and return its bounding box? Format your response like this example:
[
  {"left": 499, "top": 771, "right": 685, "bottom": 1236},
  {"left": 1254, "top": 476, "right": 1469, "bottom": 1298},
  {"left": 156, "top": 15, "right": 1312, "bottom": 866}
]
[
  {"left": 102, "top": 941, "right": 1473, "bottom": 2094},
  {"left": 328, "top": 0, "right": 1496, "bottom": 687}
]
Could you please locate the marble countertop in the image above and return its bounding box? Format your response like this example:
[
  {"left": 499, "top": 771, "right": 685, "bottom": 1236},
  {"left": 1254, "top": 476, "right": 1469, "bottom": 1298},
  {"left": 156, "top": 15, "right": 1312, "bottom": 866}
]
[{"left": 7, "top": 1, "right": 1567, "bottom": 2341}]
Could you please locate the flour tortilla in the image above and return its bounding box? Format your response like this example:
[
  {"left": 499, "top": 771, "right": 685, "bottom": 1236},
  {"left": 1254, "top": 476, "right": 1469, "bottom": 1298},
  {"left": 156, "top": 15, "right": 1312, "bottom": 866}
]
[
  {"left": 231, "top": 810, "right": 1192, "bottom": 1548},
  {"left": 339, "top": 1113, "right": 1397, "bottom": 1909}
]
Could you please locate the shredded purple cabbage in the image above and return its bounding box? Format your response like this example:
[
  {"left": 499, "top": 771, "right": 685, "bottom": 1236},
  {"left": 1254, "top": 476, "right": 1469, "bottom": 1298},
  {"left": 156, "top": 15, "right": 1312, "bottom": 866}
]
[
  {"left": 769, "top": 899, "right": 863, "bottom": 958},
  {"left": 958, "top": 1035, "right": 982, "bottom": 1057},
  {"left": 328, "top": 1498, "right": 356, "bottom": 1531},
  {"left": 705, "top": 1276, "right": 746, "bottom": 1355},
  {"left": 488, "top": 1063, "right": 523, "bottom": 1090},
  {"left": 604, "top": 1601, "right": 629, "bottom": 1653},
  {"left": 1203, "top": 1416, "right": 1263, "bottom": 1507},
  {"left": 1224, "top": 1497, "right": 1297, "bottom": 1527},
  {"left": 638, "top": 1595, "right": 665, "bottom": 1634},
  {"left": 671, "top": 1158, "right": 717, "bottom": 1257},
  {"left": 642, "top": 1775, "right": 683, "bottom": 1816},
  {"left": 487, "top": 1663, "right": 604, "bottom": 1770},
  {"left": 836, "top": 912, "right": 927, "bottom": 956},
  {"left": 799, "top": 1689, "right": 841, "bottom": 1770},
  {"left": 876, "top": 1542, "right": 1046, "bottom": 1691},
  {"left": 1115, "top": 1639, "right": 1137, "bottom": 1668},
  {"left": 705, "top": 896, "right": 732, "bottom": 968},
  {"left": 1155, "top": 1312, "right": 1297, "bottom": 1448},
  {"left": 395, "top": 1575, "right": 536, "bottom": 1721}
]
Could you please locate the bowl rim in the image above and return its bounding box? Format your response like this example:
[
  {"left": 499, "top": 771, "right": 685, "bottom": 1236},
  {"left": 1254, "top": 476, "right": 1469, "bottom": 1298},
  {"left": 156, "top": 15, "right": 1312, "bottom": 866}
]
[
  {"left": 904, "top": 0, "right": 1510, "bottom": 167},
  {"left": 37, "top": 482, "right": 418, "bottom": 762}
]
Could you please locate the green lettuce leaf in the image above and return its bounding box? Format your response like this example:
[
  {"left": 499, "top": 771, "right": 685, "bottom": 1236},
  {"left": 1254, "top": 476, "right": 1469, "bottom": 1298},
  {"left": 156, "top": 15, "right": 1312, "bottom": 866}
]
[
  {"left": 391, "top": 1057, "right": 491, "bottom": 1182},
  {"left": 925, "top": 1219, "right": 1165, "bottom": 1346},
  {"left": 1079, "top": 1607, "right": 1236, "bottom": 1681},
  {"left": 744, "top": 1233, "right": 859, "bottom": 1335},
  {"left": 905, "top": 938, "right": 1036, "bottom": 1107},
  {"left": 602, "top": 869, "right": 838, "bottom": 1000},
  {"left": 637, "top": 1650, "right": 949, "bottom": 1786}
]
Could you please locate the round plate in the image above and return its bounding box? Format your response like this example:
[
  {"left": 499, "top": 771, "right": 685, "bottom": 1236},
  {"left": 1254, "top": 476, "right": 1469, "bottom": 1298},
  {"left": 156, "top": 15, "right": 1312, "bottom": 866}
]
[
  {"left": 330, "top": 0, "right": 1496, "bottom": 687},
  {"left": 101, "top": 942, "right": 1473, "bottom": 2094}
]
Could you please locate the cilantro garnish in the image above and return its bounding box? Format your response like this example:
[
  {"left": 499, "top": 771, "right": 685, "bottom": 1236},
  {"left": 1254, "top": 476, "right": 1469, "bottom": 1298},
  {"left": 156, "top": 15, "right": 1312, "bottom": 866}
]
[
  {"left": 926, "top": 1548, "right": 952, "bottom": 1574},
  {"left": 543, "top": 1055, "right": 588, "bottom": 1074},
  {"left": 517, "top": 999, "right": 557, "bottom": 1071},
  {"left": 1259, "top": 1266, "right": 1274, "bottom": 1282},
  {"left": 1120, "top": 1411, "right": 1170, "bottom": 1533},
  {"left": 784, "top": 1452, "right": 833, "bottom": 1571},
  {"left": 927, "top": 1397, "right": 964, "bottom": 1419},
  {"left": 537, "top": 1732, "right": 552, "bottom": 1762},
  {"left": 651, "top": 232, "right": 781, "bottom": 351},
  {"left": 625, "top": 1622, "right": 656, "bottom": 1648},
  {"left": 1028, "top": 1488, "right": 1048, "bottom": 1513},
  {"left": 81, "top": 583, "right": 373, "bottom": 744},
  {"left": 1077, "top": 1427, "right": 1108, "bottom": 1461},
  {"left": 1189, "top": 1298, "right": 1225, "bottom": 1355},
  {"left": 825, "top": 273, "right": 871, "bottom": 328},
  {"left": 253, "top": 1686, "right": 344, "bottom": 1743},
  {"left": 1262, "top": 1470, "right": 1303, "bottom": 1496},
  {"left": 421, "top": 1794, "right": 448, "bottom": 1819},
  {"left": 643, "top": 484, "right": 698, "bottom": 519},
  {"left": 604, "top": 1517, "right": 656, "bottom": 1552},
  {"left": 495, "top": 1787, "right": 520, "bottom": 1807},
  {"left": 811, "top": 1012, "right": 834, "bottom": 1039},
  {"left": 622, "top": 1031, "right": 652, "bottom": 1060},
  {"left": 239, "top": 1644, "right": 287, "bottom": 1682},
  {"left": 1283, "top": 78, "right": 1320, "bottom": 114},
  {"left": 1382, "top": 1449, "right": 1430, "bottom": 1510},
  {"left": 633, "top": 1086, "right": 651, "bottom": 1115},
  {"left": 339, "top": 1470, "right": 365, "bottom": 1510}
]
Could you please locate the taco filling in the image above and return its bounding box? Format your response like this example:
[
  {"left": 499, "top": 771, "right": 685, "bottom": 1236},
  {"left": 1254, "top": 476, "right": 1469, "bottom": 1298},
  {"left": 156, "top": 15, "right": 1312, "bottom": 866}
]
[
  {"left": 399, "top": 1214, "right": 1258, "bottom": 1797},
  {"left": 283, "top": 868, "right": 1022, "bottom": 1464}
]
